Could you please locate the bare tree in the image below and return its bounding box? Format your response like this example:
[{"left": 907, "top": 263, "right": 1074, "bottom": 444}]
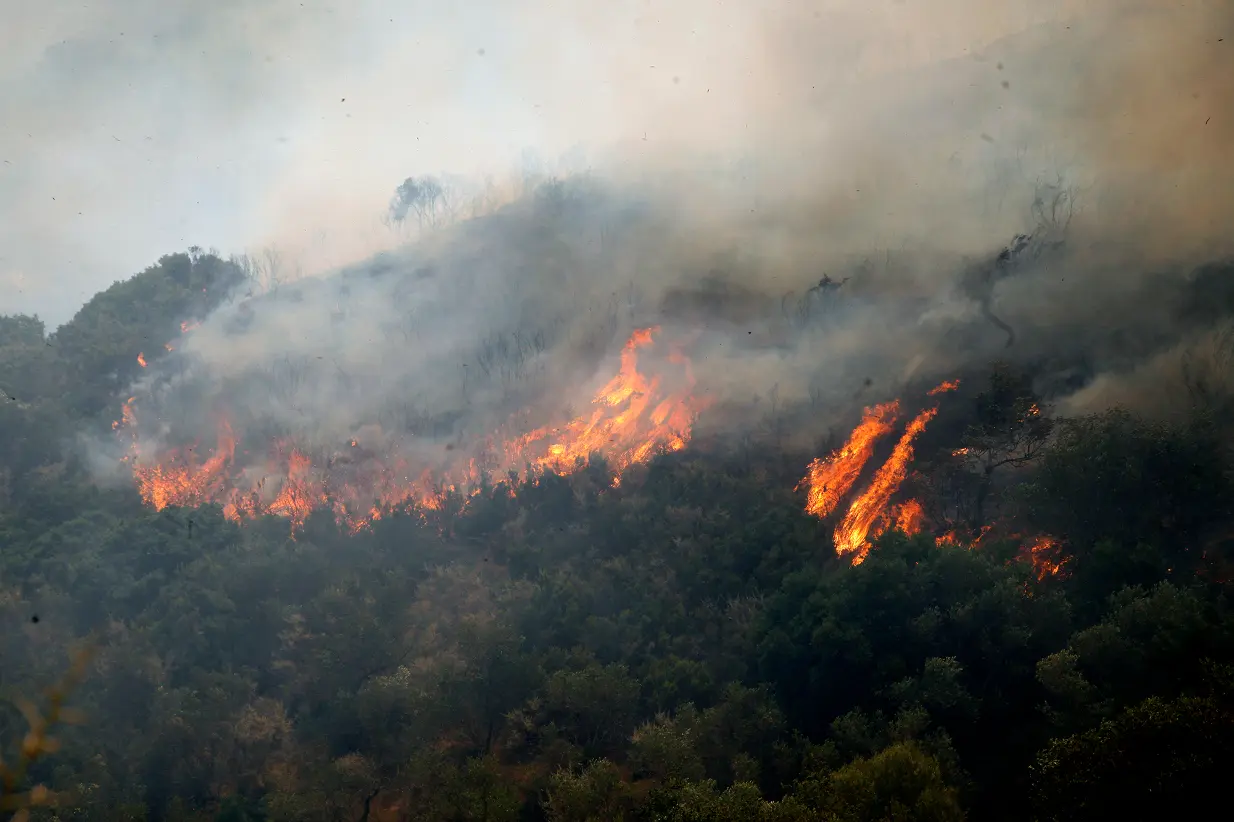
[
  {"left": 953, "top": 363, "right": 1054, "bottom": 529},
  {"left": 231, "top": 246, "right": 288, "bottom": 296},
  {"left": 1030, "top": 173, "right": 1079, "bottom": 249},
  {"left": 387, "top": 175, "right": 457, "bottom": 233},
  {"left": 388, "top": 173, "right": 475, "bottom": 234}
]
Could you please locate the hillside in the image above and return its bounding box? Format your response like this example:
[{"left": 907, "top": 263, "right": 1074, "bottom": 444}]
[{"left": 1, "top": 205, "right": 1233, "bottom": 822}]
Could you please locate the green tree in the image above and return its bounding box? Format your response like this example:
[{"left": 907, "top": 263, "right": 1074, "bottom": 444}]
[
  {"left": 1019, "top": 410, "right": 1231, "bottom": 604},
  {"left": 1030, "top": 695, "right": 1234, "bottom": 821},
  {"left": 799, "top": 742, "right": 964, "bottom": 822}
]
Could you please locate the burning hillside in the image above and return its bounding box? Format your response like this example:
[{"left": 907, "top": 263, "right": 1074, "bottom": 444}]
[
  {"left": 798, "top": 378, "right": 1064, "bottom": 576},
  {"left": 117, "top": 312, "right": 1066, "bottom": 579},
  {"left": 114, "top": 326, "right": 705, "bottom": 532},
  {"left": 798, "top": 380, "right": 956, "bottom": 563}
]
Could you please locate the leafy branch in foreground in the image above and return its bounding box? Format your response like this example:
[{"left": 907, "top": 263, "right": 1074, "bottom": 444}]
[{"left": 1, "top": 642, "right": 94, "bottom": 821}]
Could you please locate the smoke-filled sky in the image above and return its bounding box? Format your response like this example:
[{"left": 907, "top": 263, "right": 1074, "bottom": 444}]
[{"left": 6, "top": 0, "right": 1228, "bottom": 328}]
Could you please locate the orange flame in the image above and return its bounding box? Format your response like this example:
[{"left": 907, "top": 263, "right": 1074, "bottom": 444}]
[
  {"left": 801, "top": 379, "right": 955, "bottom": 562},
  {"left": 834, "top": 405, "right": 939, "bottom": 562},
  {"left": 889, "top": 498, "right": 927, "bottom": 536},
  {"left": 1027, "top": 534, "right": 1066, "bottom": 578},
  {"left": 136, "top": 352, "right": 147, "bottom": 368},
  {"left": 120, "top": 327, "right": 704, "bottom": 533},
  {"left": 798, "top": 401, "right": 900, "bottom": 518},
  {"left": 508, "top": 326, "right": 703, "bottom": 476},
  {"left": 928, "top": 379, "right": 961, "bottom": 396}
]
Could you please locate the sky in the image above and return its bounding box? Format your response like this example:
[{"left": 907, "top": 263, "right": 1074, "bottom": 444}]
[{"left": 1, "top": 0, "right": 1226, "bottom": 328}]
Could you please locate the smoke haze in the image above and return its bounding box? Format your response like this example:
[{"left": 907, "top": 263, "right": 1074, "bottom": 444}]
[{"left": 5, "top": 1, "right": 1230, "bottom": 500}]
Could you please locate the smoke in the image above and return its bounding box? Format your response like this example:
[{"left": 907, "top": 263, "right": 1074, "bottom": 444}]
[{"left": 68, "top": 0, "right": 1234, "bottom": 501}]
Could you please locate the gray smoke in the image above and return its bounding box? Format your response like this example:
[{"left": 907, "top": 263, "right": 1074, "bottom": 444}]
[{"left": 86, "top": 0, "right": 1234, "bottom": 490}]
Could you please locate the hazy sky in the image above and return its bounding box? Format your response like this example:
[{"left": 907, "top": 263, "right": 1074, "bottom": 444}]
[{"left": 0, "top": 0, "right": 1199, "bottom": 328}]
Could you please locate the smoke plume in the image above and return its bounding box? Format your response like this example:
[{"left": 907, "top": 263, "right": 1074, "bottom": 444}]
[{"left": 81, "top": 0, "right": 1234, "bottom": 522}]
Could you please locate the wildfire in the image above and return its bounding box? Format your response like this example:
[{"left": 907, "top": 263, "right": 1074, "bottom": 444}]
[
  {"left": 928, "top": 379, "right": 961, "bottom": 396},
  {"left": 888, "top": 498, "right": 927, "bottom": 537},
  {"left": 1026, "top": 534, "right": 1066, "bottom": 578},
  {"left": 835, "top": 405, "right": 938, "bottom": 562},
  {"left": 119, "top": 327, "right": 705, "bottom": 533},
  {"left": 801, "top": 378, "right": 958, "bottom": 563},
  {"left": 798, "top": 401, "right": 899, "bottom": 518},
  {"left": 507, "top": 326, "right": 702, "bottom": 476}
]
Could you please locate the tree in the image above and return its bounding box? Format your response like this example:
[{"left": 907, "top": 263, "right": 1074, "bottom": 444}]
[
  {"left": 1030, "top": 695, "right": 1234, "bottom": 822},
  {"left": 801, "top": 742, "right": 965, "bottom": 822},
  {"left": 1019, "top": 410, "right": 1231, "bottom": 604},
  {"left": 387, "top": 175, "right": 462, "bottom": 232},
  {"left": 948, "top": 364, "right": 1053, "bottom": 532},
  {"left": 542, "top": 759, "right": 632, "bottom": 822},
  {"left": 1035, "top": 584, "right": 1234, "bottom": 733}
]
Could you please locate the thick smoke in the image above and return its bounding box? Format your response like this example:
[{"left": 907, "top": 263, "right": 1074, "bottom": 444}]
[{"left": 91, "top": 0, "right": 1234, "bottom": 499}]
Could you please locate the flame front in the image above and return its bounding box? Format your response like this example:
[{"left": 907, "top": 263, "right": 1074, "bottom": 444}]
[
  {"left": 1027, "top": 534, "right": 1066, "bottom": 578},
  {"left": 801, "top": 378, "right": 958, "bottom": 563},
  {"left": 798, "top": 401, "right": 900, "bottom": 518},
  {"left": 928, "top": 379, "right": 961, "bottom": 396},
  {"left": 834, "top": 406, "right": 939, "bottom": 562},
  {"left": 119, "top": 327, "right": 704, "bottom": 533},
  {"left": 508, "top": 326, "right": 702, "bottom": 476}
]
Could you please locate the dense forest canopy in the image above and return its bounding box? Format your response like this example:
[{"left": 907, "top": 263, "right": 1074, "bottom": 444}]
[
  {"left": 2, "top": 165, "right": 1233, "bottom": 822},
  {"left": 3, "top": 4, "right": 1234, "bottom": 818}
]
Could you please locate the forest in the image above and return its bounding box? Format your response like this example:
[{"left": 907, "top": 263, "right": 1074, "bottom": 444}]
[{"left": 1, "top": 231, "right": 1233, "bottom": 822}]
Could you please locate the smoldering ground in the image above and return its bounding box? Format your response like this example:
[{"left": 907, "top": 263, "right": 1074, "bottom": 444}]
[{"left": 81, "top": 0, "right": 1234, "bottom": 492}]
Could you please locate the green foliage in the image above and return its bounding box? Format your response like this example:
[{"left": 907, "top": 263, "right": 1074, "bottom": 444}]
[
  {"left": 813, "top": 742, "right": 965, "bottom": 822},
  {"left": 1030, "top": 694, "right": 1234, "bottom": 821},
  {"left": 542, "top": 759, "right": 632, "bottom": 822},
  {"left": 1036, "top": 583, "right": 1234, "bottom": 732},
  {"left": 1019, "top": 410, "right": 1232, "bottom": 604},
  {"left": 49, "top": 250, "right": 244, "bottom": 418},
  {"left": 3, "top": 254, "right": 1234, "bottom": 821}
]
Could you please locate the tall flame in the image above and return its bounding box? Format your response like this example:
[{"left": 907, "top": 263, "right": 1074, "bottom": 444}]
[
  {"left": 509, "top": 326, "right": 701, "bottom": 475},
  {"left": 119, "top": 327, "right": 704, "bottom": 533},
  {"left": 798, "top": 402, "right": 900, "bottom": 518},
  {"left": 801, "top": 378, "right": 958, "bottom": 563},
  {"left": 834, "top": 406, "right": 938, "bottom": 562}
]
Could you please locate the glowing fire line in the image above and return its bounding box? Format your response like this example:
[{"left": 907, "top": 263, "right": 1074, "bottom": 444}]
[
  {"left": 117, "top": 327, "right": 704, "bottom": 533},
  {"left": 800, "top": 379, "right": 958, "bottom": 564}
]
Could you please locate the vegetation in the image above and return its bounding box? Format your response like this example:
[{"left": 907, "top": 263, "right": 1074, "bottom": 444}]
[{"left": 2, "top": 250, "right": 1232, "bottom": 821}]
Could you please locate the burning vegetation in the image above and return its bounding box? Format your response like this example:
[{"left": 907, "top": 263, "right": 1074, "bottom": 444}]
[
  {"left": 797, "top": 377, "right": 1065, "bottom": 575},
  {"left": 118, "top": 314, "right": 1066, "bottom": 579},
  {"left": 115, "top": 326, "right": 706, "bottom": 534}
]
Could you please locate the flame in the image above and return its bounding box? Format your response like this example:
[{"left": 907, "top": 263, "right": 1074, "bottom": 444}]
[
  {"left": 180, "top": 320, "right": 200, "bottom": 334},
  {"left": 890, "top": 498, "right": 927, "bottom": 536},
  {"left": 798, "top": 402, "right": 900, "bottom": 518},
  {"left": 802, "top": 378, "right": 956, "bottom": 563},
  {"left": 928, "top": 379, "right": 961, "bottom": 396},
  {"left": 136, "top": 352, "right": 147, "bottom": 368},
  {"left": 507, "top": 326, "right": 703, "bottom": 476},
  {"left": 835, "top": 405, "right": 939, "bottom": 562},
  {"left": 935, "top": 529, "right": 961, "bottom": 547},
  {"left": 119, "top": 328, "right": 704, "bottom": 533},
  {"left": 933, "top": 523, "right": 993, "bottom": 549},
  {"left": 1027, "top": 534, "right": 1066, "bottom": 578}
]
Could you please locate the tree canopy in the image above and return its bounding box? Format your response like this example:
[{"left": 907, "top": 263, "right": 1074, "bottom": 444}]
[{"left": 1, "top": 249, "right": 1232, "bottom": 822}]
